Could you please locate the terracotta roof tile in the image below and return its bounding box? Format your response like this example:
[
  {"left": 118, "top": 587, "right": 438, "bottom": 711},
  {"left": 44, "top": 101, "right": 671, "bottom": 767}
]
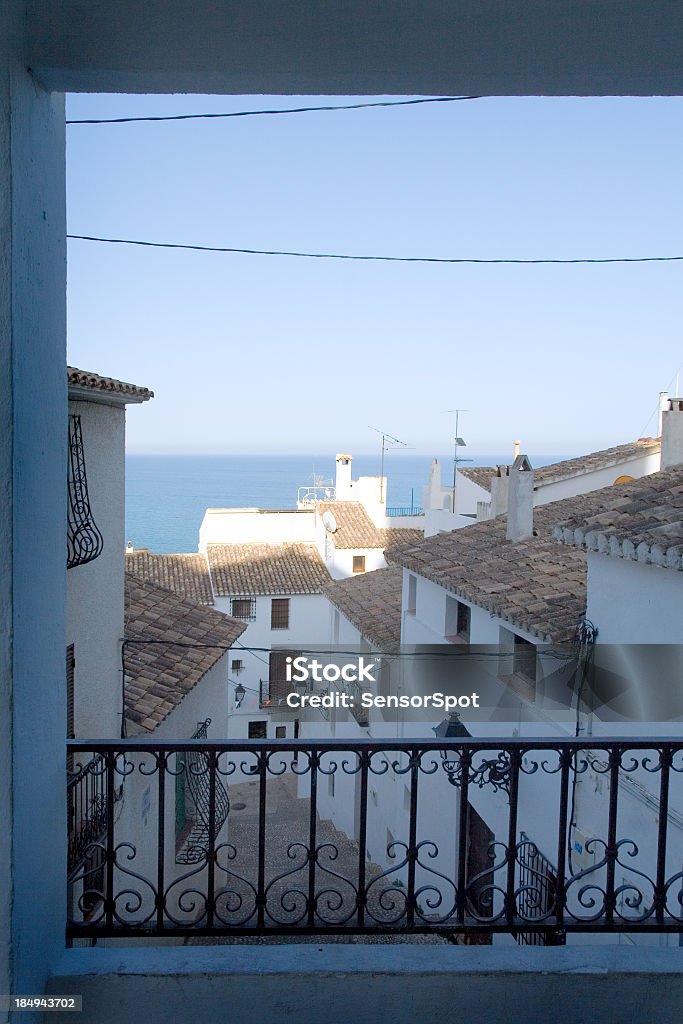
[
  {"left": 68, "top": 365, "right": 153, "bottom": 402},
  {"left": 387, "top": 484, "right": 636, "bottom": 643},
  {"left": 124, "top": 574, "right": 245, "bottom": 734},
  {"left": 554, "top": 465, "right": 683, "bottom": 571},
  {"left": 318, "top": 501, "right": 384, "bottom": 549},
  {"left": 459, "top": 439, "right": 660, "bottom": 494},
  {"left": 207, "top": 543, "right": 331, "bottom": 596},
  {"left": 125, "top": 550, "right": 214, "bottom": 605},
  {"left": 380, "top": 527, "right": 425, "bottom": 550},
  {"left": 326, "top": 567, "right": 403, "bottom": 652}
]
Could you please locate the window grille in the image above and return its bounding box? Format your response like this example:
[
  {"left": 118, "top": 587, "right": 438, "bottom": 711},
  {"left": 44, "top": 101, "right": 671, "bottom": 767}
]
[
  {"left": 231, "top": 597, "right": 256, "bottom": 621},
  {"left": 270, "top": 598, "right": 290, "bottom": 630},
  {"left": 67, "top": 414, "right": 104, "bottom": 569}
]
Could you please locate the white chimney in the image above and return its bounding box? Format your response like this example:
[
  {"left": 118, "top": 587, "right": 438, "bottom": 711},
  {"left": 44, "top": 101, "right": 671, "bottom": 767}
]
[
  {"left": 657, "top": 391, "right": 669, "bottom": 437},
  {"left": 424, "top": 458, "right": 442, "bottom": 511},
  {"left": 513, "top": 439, "right": 521, "bottom": 460},
  {"left": 661, "top": 399, "right": 683, "bottom": 469},
  {"left": 335, "top": 453, "right": 353, "bottom": 499},
  {"left": 490, "top": 465, "right": 510, "bottom": 518},
  {"left": 506, "top": 454, "right": 534, "bottom": 542}
]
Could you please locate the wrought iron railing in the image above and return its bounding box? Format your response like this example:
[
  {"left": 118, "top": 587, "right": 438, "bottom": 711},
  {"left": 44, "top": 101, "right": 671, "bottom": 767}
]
[
  {"left": 67, "top": 414, "right": 104, "bottom": 569},
  {"left": 175, "top": 720, "right": 230, "bottom": 865},
  {"left": 65, "top": 737, "right": 683, "bottom": 942},
  {"left": 386, "top": 506, "right": 424, "bottom": 517}
]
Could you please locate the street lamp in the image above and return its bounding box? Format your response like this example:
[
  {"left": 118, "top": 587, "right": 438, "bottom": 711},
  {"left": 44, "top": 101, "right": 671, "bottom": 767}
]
[
  {"left": 433, "top": 711, "right": 470, "bottom": 788},
  {"left": 234, "top": 682, "right": 246, "bottom": 709}
]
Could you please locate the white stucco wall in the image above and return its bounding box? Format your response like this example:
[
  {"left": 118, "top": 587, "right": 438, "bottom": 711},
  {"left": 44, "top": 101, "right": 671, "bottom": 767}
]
[
  {"left": 67, "top": 399, "right": 126, "bottom": 738},
  {"left": 326, "top": 545, "right": 386, "bottom": 580},
  {"left": 586, "top": 552, "right": 683, "bottom": 644},
  {"left": 213, "top": 593, "right": 330, "bottom": 739}
]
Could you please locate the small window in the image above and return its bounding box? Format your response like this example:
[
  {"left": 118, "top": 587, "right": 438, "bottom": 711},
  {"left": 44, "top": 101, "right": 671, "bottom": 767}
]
[
  {"left": 231, "top": 597, "right": 256, "bottom": 621},
  {"left": 352, "top": 554, "right": 366, "bottom": 574},
  {"left": 271, "top": 598, "right": 290, "bottom": 630},
  {"left": 231, "top": 659, "right": 244, "bottom": 674},
  {"left": 513, "top": 635, "right": 537, "bottom": 683},
  {"left": 407, "top": 574, "right": 417, "bottom": 613},
  {"left": 275, "top": 726, "right": 286, "bottom": 739},
  {"left": 457, "top": 601, "right": 471, "bottom": 640},
  {"left": 445, "top": 596, "right": 470, "bottom": 642},
  {"left": 248, "top": 721, "right": 267, "bottom": 739}
]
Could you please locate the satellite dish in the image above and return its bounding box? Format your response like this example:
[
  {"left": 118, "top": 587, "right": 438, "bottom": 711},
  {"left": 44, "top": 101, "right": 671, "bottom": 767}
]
[{"left": 322, "top": 510, "right": 338, "bottom": 533}]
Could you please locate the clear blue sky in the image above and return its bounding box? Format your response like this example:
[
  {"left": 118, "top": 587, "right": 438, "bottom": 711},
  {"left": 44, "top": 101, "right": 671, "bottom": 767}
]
[{"left": 66, "top": 94, "right": 683, "bottom": 458}]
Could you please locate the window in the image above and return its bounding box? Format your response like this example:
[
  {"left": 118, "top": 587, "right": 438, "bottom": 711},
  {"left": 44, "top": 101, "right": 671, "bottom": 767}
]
[
  {"left": 231, "top": 659, "right": 244, "bottom": 674},
  {"left": 271, "top": 598, "right": 290, "bottom": 630},
  {"left": 407, "top": 573, "right": 417, "bottom": 614},
  {"left": 231, "top": 597, "right": 256, "bottom": 621},
  {"left": 275, "top": 726, "right": 286, "bottom": 739},
  {"left": 352, "top": 554, "right": 366, "bottom": 573},
  {"left": 248, "top": 721, "right": 267, "bottom": 739},
  {"left": 513, "top": 635, "right": 537, "bottom": 684},
  {"left": 457, "top": 601, "right": 471, "bottom": 640},
  {"left": 500, "top": 627, "right": 537, "bottom": 702},
  {"left": 446, "top": 596, "right": 471, "bottom": 642}
]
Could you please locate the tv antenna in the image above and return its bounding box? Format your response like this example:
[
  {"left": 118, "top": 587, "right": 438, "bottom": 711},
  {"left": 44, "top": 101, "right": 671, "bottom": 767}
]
[
  {"left": 442, "top": 409, "right": 473, "bottom": 512},
  {"left": 368, "top": 426, "right": 409, "bottom": 504}
]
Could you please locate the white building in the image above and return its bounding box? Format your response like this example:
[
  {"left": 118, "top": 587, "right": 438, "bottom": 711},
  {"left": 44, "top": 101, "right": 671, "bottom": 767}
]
[
  {"left": 67, "top": 366, "right": 153, "bottom": 738},
  {"left": 423, "top": 438, "right": 662, "bottom": 537},
  {"left": 555, "top": 399, "right": 683, "bottom": 646}
]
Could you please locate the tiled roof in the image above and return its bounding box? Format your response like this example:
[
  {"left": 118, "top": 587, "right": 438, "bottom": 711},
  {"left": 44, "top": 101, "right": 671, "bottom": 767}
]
[
  {"left": 380, "top": 527, "right": 425, "bottom": 550},
  {"left": 125, "top": 550, "right": 214, "bottom": 605},
  {"left": 458, "top": 467, "right": 496, "bottom": 492},
  {"left": 318, "top": 501, "right": 384, "bottom": 549},
  {"left": 458, "top": 439, "right": 661, "bottom": 494},
  {"left": 387, "top": 484, "right": 637, "bottom": 643},
  {"left": 68, "top": 366, "right": 154, "bottom": 402},
  {"left": 326, "top": 567, "right": 403, "bottom": 652},
  {"left": 554, "top": 465, "right": 683, "bottom": 571},
  {"left": 207, "top": 543, "right": 331, "bottom": 596},
  {"left": 124, "top": 574, "right": 246, "bottom": 734}
]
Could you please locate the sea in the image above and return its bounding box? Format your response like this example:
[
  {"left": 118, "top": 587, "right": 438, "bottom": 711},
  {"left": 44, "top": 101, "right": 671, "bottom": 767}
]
[{"left": 125, "top": 452, "right": 565, "bottom": 554}]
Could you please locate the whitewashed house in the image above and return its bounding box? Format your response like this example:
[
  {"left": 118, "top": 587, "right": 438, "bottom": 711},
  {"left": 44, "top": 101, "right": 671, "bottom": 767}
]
[
  {"left": 554, "top": 399, "right": 683, "bottom": 645},
  {"left": 66, "top": 367, "right": 153, "bottom": 739},
  {"left": 423, "top": 437, "right": 662, "bottom": 537}
]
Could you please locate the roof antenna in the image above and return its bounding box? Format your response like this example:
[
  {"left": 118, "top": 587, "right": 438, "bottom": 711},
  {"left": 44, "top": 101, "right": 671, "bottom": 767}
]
[
  {"left": 368, "top": 426, "right": 409, "bottom": 504},
  {"left": 442, "top": 409, "right": 472, "bottom": 512}
]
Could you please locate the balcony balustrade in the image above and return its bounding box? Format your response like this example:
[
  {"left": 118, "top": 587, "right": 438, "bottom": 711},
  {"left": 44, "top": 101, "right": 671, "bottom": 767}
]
[{"left": 66, "top": 737, "right": 683, "bottom": 944}]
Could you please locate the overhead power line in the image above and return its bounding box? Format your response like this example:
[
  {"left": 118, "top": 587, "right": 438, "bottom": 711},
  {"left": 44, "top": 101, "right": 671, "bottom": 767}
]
[
  {"left": 66, "top": 95, "right": 480, "bottom": 125},
  {"left": 67, "top": 235, "right": 683, "bottom": 265}
]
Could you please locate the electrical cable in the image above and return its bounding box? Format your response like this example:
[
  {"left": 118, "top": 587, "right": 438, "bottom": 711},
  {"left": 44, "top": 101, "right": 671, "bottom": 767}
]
[
  {"left": 65, "top": 96, "right": 481, "bottom": 125},
  {"left": 67, "top": 234, "right": 683, "bottom": 265}
]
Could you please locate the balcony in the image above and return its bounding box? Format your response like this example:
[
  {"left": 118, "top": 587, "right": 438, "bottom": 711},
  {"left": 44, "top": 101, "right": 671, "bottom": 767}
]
[{"left": 66, "top": 736, "right": 683, "bottom": 944}]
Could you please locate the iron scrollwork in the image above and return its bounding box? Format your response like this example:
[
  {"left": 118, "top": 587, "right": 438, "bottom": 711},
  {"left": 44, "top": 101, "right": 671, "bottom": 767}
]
[{"left": 67, "top": 414, "right": 104, "bottom": 569}]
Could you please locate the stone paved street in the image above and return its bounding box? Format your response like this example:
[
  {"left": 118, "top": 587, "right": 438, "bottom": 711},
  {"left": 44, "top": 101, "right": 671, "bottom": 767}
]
[{"left": 186, "top": 772, "right": 448, "bottom": 945}]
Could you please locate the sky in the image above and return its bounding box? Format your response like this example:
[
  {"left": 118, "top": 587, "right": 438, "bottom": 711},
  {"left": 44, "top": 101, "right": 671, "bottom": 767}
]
[{"left": 66, "top": 94, "right": 683, "bottom": 458}]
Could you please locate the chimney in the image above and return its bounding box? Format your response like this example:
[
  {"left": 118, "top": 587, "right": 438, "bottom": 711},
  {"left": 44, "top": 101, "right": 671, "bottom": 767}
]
[
  {"left": 661, "top": 399, "right": 683, "bottom": 469},
  {"left": 513, "top": 439, "right": 521, "bottom": 460},
  {"left": 490, "top": 465, "right": 510, "bottom": 518},
  {"left": 506, "top": 454, "right": 534, "bottom": 542},
  {"left": 335, "top": 453, "right": 353, "bottom": 499},
  {"left": 657, "top": 392, "right": 669, "bottom": 436},
  {"left": 424, "top": 458, "right": 442, "bottom": 511}
]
